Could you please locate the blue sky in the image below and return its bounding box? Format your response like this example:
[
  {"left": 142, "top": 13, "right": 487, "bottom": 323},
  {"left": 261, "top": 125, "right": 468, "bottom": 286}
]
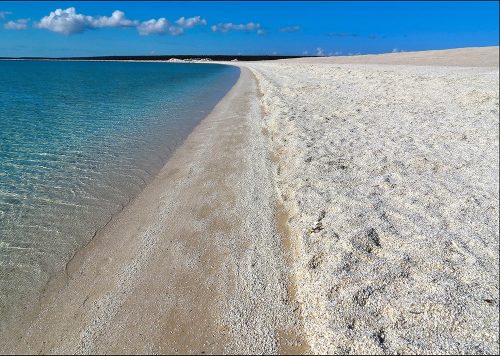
[{"left": 0, "top": 1, "right": 498, "bottom": 57}]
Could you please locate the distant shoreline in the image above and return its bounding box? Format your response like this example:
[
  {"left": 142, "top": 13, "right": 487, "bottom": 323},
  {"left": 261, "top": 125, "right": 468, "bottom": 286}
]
[
  {"left": 1, "top": 45, "right": 498, "bottom": 63},
  {"left": 0, "top": 54, "right": 306, "bottom": 62}
]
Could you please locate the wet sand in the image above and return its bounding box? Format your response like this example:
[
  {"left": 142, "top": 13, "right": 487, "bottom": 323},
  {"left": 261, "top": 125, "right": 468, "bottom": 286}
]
[{"left": 0, "top": 68, "right": 307, "bottom": 354}]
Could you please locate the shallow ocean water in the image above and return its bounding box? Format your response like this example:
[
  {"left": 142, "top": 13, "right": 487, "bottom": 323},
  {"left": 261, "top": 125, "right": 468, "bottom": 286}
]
[{"left": 0, "top": 60, "right": 239, "bottom": 326}]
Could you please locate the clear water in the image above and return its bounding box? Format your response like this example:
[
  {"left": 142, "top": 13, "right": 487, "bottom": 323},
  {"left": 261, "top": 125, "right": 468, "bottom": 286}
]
[{"left": 0, "top": 60, "right": 239, "bottom": 326}]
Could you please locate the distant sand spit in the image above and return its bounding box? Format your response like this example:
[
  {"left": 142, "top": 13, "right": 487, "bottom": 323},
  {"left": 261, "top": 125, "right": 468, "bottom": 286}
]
[{"left": 286, "top": 46, "right": 499, "bottom": 67}]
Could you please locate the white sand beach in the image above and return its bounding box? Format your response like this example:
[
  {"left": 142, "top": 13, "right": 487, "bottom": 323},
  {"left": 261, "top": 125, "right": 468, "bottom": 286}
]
[
  {"left": 0, "top": 47, "right": 498, "bottom": 354},
  {"left": 240, "top": 46, "right": 499, "bottom": 354}
]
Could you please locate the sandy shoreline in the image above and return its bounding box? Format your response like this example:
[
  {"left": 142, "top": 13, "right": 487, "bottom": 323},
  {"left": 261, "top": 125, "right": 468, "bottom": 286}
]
[
  {"left": 1, "top": 47, "right": 498, "bottom": 354},
  {"left": 0, "top": 68, "right": 306, "bottom": 354}
]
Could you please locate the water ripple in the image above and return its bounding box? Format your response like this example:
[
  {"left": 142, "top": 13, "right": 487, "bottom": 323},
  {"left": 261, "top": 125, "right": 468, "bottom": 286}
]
[{"left": 0, "top": 60, "right": 239, "bottom": 329}]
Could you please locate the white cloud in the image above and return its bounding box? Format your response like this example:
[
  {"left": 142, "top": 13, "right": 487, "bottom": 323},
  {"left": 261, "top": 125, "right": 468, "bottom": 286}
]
[
  {"left": 138, "top": 18, "right": 168, "bottom": 35},
  {"left": 89, "top": 10, "right": 137, "bottom": 28},
  {"left": 35, "top": 7, "right": 138, "bottom": 35},
  {"left": 175, "top": 16, "right": 206, "bottom": 28},
  {"left": 33, "top": 8, "right": 205, "bottom": 36},
  {"left": 280, "top": 26, "right": 300, "bottom": 33},
  {"left": 129, "top": 15, "right": 206, "bottom": 36},
  {"left": 211, "top": 22, "right": 264, "bottom": 35},
  {"left": 35, "top": 8, "right": 88, "bottom": 34},
  {"left": 137, "top": 18, "right": 183, "bottom": 36},
  {"left": 0, "top": 11, "right": 12, "bottom": 20},
  {"left": 392, "top": 48, "right": 404, "bottom": 53},
  {"left": 316, "top": 47, "right": 325, "bottom": 56},
  {"left": 303, "top": 50, "right": 309, "bottom": 55},
  {"left": 4, "top": 18, "right": 29, "bottom": 30}
]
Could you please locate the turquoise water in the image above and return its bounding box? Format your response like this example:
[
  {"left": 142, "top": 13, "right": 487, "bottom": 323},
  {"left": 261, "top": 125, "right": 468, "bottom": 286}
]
[{"left": 0, "top": 60, "right": 239, "bottom": 326}]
